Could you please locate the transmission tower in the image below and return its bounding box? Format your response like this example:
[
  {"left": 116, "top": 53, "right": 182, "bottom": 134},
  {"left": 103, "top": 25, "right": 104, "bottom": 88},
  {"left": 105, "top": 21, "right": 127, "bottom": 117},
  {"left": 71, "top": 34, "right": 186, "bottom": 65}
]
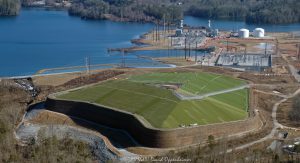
[
  {"left": 297, "top": 44, "right": 300, "bottom": 60},
  {"left": 121, "top": 50, "right": 126, "bottom": 68},
  {"left": 85, "top": 56, "right": 90, "bottom": 74}
]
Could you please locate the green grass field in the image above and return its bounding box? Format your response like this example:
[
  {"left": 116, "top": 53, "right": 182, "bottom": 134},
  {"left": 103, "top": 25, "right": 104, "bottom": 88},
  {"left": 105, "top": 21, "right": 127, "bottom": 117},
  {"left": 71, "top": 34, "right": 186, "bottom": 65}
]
[
  {"left": 58, "top": 72, "right": 248, "bottom": 129},
  {"left": 129, "top": 72, "right": 246, "bottom": 95}
]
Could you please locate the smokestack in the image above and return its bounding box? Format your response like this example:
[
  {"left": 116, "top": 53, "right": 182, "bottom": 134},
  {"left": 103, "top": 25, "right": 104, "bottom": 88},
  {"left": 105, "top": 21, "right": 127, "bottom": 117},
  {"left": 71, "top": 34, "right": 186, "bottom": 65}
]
[{"left": 180, "top": 20, "right": 184, "bottom": 28}]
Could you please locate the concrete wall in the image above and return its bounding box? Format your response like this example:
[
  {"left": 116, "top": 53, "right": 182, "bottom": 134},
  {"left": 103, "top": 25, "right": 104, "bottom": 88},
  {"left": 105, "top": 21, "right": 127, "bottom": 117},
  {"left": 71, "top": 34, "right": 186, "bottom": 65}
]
[{"left": 45, "top": 97, "right": 262, "bottom": 148}]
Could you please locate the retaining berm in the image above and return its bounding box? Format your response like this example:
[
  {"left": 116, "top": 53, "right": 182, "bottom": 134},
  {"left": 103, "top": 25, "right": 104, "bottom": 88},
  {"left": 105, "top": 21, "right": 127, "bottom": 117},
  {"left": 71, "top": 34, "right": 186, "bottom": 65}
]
[{"left": 45, "top": 89, "right": 262, "bottom": 148}]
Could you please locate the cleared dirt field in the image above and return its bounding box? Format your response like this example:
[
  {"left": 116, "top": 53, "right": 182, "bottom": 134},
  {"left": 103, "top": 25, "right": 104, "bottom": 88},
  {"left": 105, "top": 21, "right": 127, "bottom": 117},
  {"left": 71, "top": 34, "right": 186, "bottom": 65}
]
[{"left": 57, "top": 72, "right": 248, "bottom": 129}]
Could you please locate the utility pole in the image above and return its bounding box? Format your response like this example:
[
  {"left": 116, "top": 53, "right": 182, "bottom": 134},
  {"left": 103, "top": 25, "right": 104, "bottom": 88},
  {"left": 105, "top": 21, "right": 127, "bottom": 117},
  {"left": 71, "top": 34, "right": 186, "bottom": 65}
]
[
  {"left": 188, "top": 43, "right": 191, "bottom": 58},
  {"left": 297, "top": 44, "right": 300, "bottom": 60},
  {"left": 158, "top": 24, "right": 160, "bottom": 41},
  {"left": 156, "top": 24, "right": 158, "bottom": 42},
  {"left": 120, "top": 8, "right": 123, "bottom": 22},
  {"left": 121, "top": 50, "right": 125, "bottom": 68},
  {"left": 195, "top": 42, "right": 198, "bottom": 62},
  {"left": 275, "top": 39, "right": 279, "bottom": 57},
  {"left": 184, "top": 37, "right": 187, "bottom": 59},
  {"left": 154, "top": 24, "right": 157, "bottom": 42},
  {"left": 169, "top": 35, "right": 172, "bottom": 58},
  {"left": 265, "top": 43, "right": 268, "bottom": 55},
  {"left": 85, "top": 56, "right": 90, "bottom": 74},
  {"left": 167, "top": 45, "right": 170, "bottom": 58},
  {"left": 208, "top": 54, "right": 210, "bottom": 66},
  {"left": 227, "top": 39, "right": 229, "bottom": 52},
  {"left": 163, "top": 14, "right": 166, "bottom": 37},
  {"left": 152, "top": 28, "right": 155, "bottom": 41}
]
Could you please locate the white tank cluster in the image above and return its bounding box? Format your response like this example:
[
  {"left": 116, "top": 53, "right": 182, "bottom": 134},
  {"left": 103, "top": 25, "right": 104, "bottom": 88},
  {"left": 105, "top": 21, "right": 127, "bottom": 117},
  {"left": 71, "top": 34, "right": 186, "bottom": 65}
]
[
  {"left": 239, "top": 28, "right": 250, "bottom": 38},
  {"left": 253, "top": 28, "right": 265, "bottom": 38}
]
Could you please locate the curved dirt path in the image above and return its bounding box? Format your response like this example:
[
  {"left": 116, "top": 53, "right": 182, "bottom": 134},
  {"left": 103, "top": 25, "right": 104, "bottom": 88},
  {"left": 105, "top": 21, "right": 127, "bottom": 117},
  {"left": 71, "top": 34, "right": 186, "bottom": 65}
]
[
  {"left": 226, "top": 88, "right": 300, "bottom": 153},
  {"left": 226, "top": 49, "right": 300, "bottom": 153},
  {"left": 175, "top": 84, "right": 250, "bottom": 100}
]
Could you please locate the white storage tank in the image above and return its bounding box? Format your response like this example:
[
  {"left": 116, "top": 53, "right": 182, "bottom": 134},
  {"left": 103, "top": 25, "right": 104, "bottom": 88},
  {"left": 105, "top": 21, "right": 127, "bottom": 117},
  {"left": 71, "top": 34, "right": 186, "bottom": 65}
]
[
  {"left": 239, "top": 28, "right": 249, "bottom": 38},
  {"left": 253, "top": 28, "right": 265, "bottom": 38}
]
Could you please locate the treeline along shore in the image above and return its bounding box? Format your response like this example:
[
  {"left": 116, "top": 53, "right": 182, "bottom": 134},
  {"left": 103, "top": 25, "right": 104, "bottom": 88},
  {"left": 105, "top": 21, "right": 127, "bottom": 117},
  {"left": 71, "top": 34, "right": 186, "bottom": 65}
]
[
  {"left": 1, "top": 0, "right": 300, "bottom": 24},
  {"left": 0, "top": 0, "right": 20, "bottom": 16},
  {"left": 185, "top": 0, "right": 300, "bottom": 24}
]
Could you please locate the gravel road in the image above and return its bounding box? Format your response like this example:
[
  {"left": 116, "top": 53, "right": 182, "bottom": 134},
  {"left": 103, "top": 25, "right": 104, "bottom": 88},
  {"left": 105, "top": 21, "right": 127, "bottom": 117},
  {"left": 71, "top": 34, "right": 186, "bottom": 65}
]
[{"left": 175, "top": 84, "right": 250, "bottom": 100}]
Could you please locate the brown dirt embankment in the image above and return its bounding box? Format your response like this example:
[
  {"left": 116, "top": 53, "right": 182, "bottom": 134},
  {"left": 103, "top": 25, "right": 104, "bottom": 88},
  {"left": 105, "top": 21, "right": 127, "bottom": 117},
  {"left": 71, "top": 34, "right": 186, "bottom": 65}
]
[
  {"left": 278, "top": 97, "right": 300, "bottom": 128},
  {"left": 34, "top": 69, "right": 125, "bottom": 101}
]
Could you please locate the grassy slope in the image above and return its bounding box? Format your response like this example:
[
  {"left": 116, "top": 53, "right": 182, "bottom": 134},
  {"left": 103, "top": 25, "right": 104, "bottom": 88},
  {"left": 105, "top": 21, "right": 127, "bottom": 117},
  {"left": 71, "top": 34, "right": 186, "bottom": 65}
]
[
  {"left": 59, "top": 76, "right": 248, "bottom": 129},
  {"left": 129, "top": 72, "right": 246, "bottom": 95}
]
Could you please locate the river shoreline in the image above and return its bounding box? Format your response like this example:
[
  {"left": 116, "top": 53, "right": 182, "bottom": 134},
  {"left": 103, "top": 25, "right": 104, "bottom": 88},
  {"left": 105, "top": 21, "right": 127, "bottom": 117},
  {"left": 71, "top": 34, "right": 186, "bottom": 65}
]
[{"left": 1, "top": 8, "right": 300, "bottom": 77}]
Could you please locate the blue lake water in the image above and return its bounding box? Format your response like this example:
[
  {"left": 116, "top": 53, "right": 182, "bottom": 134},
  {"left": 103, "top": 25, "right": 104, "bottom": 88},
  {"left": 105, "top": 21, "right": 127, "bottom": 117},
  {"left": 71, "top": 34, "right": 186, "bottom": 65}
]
[
  {"left": 0, "top": 8, "right": 300, "bottom": 77},
  {"left": 0, "top": 8, "right": 156, "bottom": 77}
]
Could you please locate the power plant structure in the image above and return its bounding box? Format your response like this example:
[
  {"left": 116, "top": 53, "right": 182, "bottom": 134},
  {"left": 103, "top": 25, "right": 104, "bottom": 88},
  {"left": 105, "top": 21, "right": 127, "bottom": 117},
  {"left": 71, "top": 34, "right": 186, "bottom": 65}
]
[
  {"left": 172, "top": 19, "right": 206, "bottom": 48},
  {"left": 175, "top": 19, "right": 184, "bottom": 36},
  {"left": 216, "top": 53, "right": 271, "bottom": 71},
  {"left": 206, "top": 20, "right": 219, "bottom": 37},
  {"left": 180, "top": 19, "right": 184, "bottom": 28}
]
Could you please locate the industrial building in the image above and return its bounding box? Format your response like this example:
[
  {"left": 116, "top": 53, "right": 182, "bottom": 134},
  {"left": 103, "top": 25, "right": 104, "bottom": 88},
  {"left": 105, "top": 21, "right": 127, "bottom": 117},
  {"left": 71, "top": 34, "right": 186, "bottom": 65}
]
[
  {"left": 175, "top": 19, "right": 184, "bottom": 37},
  {"left": 172, "top": 19, "right": 206, "bottom": 48},
  {"left": 216, "top": 53, "right": 271, "bottom": 71},
  {"left": 205, "top": 20, "right": 219, "bottom": 37}
]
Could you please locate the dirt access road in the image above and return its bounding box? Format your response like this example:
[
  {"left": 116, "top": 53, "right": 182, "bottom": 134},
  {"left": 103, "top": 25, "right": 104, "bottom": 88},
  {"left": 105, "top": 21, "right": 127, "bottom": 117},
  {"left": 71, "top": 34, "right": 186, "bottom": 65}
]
[
  {"left": 226, "top": 87, "right": 300, "bottom": 153},
  {"left": 175, "top": 84, "right": 250, "bottom": 100},
  {"left": 226, "top": 41, "right": 300, "bottom": 152}
]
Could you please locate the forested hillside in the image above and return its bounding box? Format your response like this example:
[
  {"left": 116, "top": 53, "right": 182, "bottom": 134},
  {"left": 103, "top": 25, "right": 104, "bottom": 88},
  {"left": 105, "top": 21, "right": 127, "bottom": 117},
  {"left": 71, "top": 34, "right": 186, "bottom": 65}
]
[
  {"left": 185, "top": 0, "right": 300, "bottom": 24},
  {"left": 0, "top": 0, "right": 20, "bottom": 16},
  {"left": 0, "top": 83, "right": 95, "bottom": 162},
  {"left": 69, "top": 0, "right": 300, "bottom": 24},
  {"left": 245, "top": 0, "right": 300, "bottom": 24},
  {"left": 1, "top": 0, "right": 300, "bottom": 25},
  {"left": 69, "top": 0, "right": 182, "bottom": 23}
]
